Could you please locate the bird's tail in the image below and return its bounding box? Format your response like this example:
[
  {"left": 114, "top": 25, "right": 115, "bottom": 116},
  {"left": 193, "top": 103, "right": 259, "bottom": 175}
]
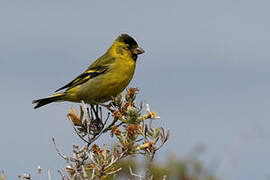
[{"left": 32, "top": 93, "right": 65, "bottom": 109}]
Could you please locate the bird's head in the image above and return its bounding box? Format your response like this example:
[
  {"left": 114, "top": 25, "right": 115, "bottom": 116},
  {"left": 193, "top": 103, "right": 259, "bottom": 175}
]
[{"left": 112, "top": 34, "right": 145, "bottom": 61}]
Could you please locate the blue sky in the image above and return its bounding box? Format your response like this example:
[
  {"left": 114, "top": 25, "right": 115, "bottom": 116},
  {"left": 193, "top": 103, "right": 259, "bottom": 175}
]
[{"left": 1, "top": 0, "right": 270, "bottom": 179}]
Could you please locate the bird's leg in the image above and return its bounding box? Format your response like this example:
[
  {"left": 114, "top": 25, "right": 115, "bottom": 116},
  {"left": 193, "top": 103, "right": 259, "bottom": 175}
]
[{"left": 99, "top": 103, "right": 114, "bottom": 112}]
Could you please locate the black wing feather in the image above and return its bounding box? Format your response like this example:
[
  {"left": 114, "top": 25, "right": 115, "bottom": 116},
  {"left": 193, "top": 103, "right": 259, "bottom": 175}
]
[{"left": 55, "top": 66, "right": 107, "bottom": 92}]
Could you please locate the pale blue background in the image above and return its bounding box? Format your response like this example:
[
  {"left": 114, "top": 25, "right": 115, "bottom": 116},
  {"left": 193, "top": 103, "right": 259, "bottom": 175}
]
[{"left": 1, "top": 0, "right": 270, "bottom": 179}]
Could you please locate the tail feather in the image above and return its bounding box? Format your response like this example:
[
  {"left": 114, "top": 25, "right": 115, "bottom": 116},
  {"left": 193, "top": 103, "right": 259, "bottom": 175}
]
[{"left": 32, "top": 93, "right": 65, "bottom": 109}]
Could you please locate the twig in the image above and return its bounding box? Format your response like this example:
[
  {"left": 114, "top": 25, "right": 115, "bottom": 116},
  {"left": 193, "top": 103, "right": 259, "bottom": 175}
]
[
  {"left": 47, "top": 169, "right": 52, "bottom": 180},
  {"left": 57, "top": 169, "right": 66, "bottom": 180},
  {"left": 52, "top": 137, "right": 70, "bottom": 161},
  {"left": 129, "top": 167, "right": 145, "bottom": 180},
  {"left": 90, "top": 169, "right": 95, "bottom": 180},
  {"left": 82, "top": 101, "right": 92, "bottom": 125},
  {"left": 106, "top": 167, "right": 122, "bottom": 175},
  {"left": 81, "top": 165, "right": 90, "bottom": 180},
  {"left": 68, "top": 116, "right": 89, "bottom": 144}
]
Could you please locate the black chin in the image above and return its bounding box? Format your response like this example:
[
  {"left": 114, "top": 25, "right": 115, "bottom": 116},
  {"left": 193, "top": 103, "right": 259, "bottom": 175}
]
[{"left": 132, "top": 54, "right": 138, "bottom": 61}]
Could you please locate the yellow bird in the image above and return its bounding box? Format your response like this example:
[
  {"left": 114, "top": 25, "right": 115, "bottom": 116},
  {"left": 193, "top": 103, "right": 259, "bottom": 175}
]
[{"left": 32, "top": 34, "right": 144, "bottom": 109}]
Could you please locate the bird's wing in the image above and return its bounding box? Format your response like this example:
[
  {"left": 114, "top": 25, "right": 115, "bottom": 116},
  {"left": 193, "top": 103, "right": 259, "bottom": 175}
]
[
  {"left": 55, "top": 65, "right": 108, "bottom": 92},
  {"left": 55, "top": 52, "right": 116, "bottom": 92}
]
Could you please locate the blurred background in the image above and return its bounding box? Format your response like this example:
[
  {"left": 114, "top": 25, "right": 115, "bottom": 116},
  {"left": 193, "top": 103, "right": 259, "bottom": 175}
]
[{"left": 1, "top": 0, "right": 270, "bottom": 179}]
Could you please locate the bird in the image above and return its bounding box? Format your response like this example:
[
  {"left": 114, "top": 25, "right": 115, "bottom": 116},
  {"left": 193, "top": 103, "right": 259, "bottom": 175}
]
[{"left": 32, "top": 34, "right": 144, "bottom": 109}]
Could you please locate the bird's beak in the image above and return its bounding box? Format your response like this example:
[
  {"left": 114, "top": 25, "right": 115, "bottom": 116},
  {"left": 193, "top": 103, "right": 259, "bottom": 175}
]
[{"left": 132, "top": 47, "right": 145, "bottom": 55}]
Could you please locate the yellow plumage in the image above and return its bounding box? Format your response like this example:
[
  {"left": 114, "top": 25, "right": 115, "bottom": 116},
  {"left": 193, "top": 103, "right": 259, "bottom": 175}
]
[{"left": 32, "top": 34, "right": 144, "bottom": 109}]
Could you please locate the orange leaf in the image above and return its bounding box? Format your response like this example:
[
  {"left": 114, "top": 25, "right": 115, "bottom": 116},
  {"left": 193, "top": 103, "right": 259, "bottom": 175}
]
[{"left": 68, "top": 109, "right": 82, "bottom": 126}]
